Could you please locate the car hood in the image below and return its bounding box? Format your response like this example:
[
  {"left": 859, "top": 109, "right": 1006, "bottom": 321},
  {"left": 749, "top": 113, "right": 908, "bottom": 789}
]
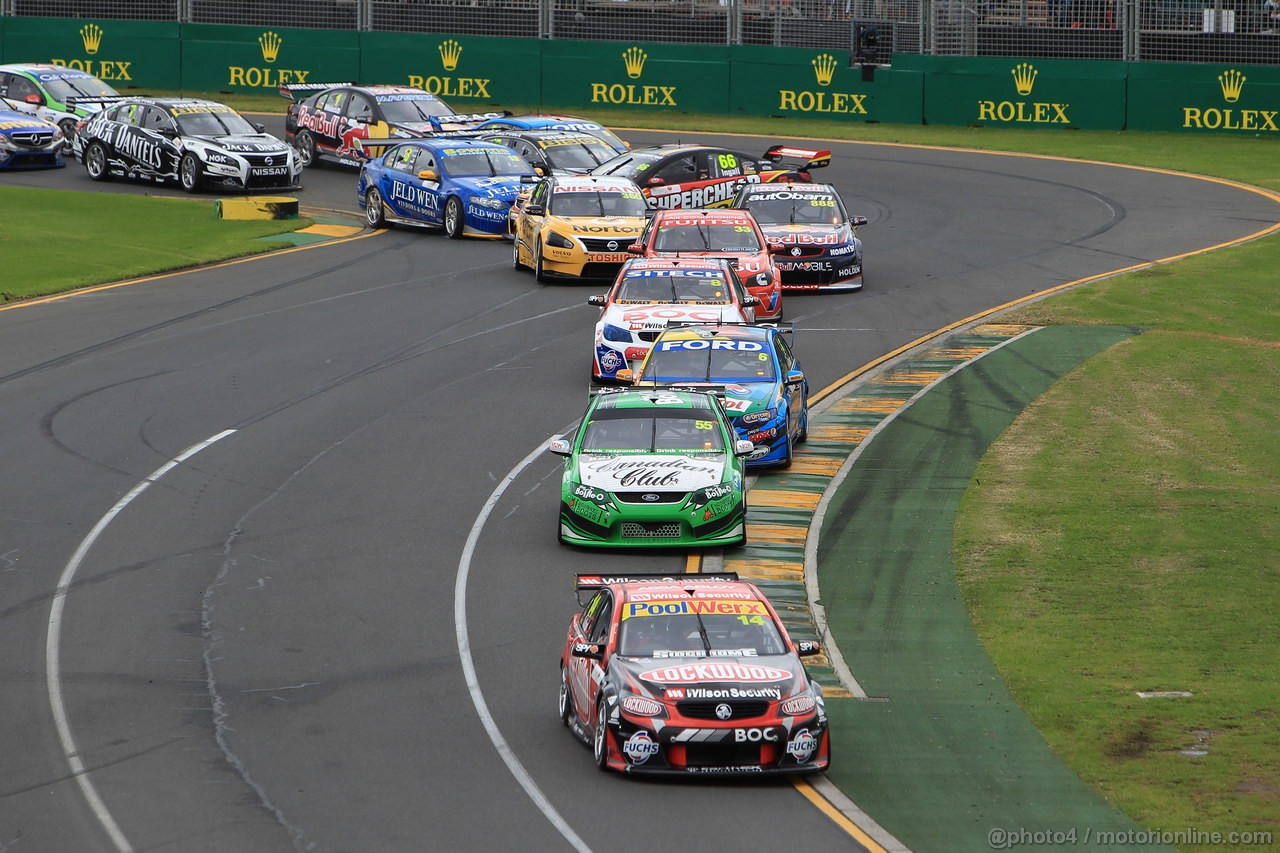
[
  {"left": 553, "top": 215, "right": 646, "bottom": 238},
  {"left": 600, "top": 302, "right": 746, "bottom": 332},
  {"left": 760, "top": 223, "right": 852, "bottom": 246},
  {"left": 575, "top": 453, "right": 725, "bottom": 492},
  {"left": 644, "top": 381, "right": 776, "bottom": 417},
  {"left": 193, "top": 134, "right": 291, "bottom": 155},
  {"left": 616, "top": 655, "right": 803, "bottom": 700},
  {"left": 0, "top": 110, "right": 54, "bottom": 132},
  {"left": 451, "top": 174, "right": 526, "bottom": 200}
]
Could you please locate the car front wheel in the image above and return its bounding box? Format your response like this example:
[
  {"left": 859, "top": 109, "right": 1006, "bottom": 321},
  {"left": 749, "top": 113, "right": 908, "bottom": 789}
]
[
  {"left": 444, "top": 197, "right": 464, "bottom": 239},
  {"left": 559, "top": 667, "right": 572, "bottom": 727},
  {"left": 365, "top": 187, "right": 386, "bottom": 229},
  {"left": 179, "top": 153, "right": 203, "bottom": 193},
  {"left": 534, "top": 239, "right": 549, "bottom": 283},
  {"left": 593, "top": 700, "right": 610, "bottom": 771},
  {"left": 512, "top": 236, "right": 524, "bottom": 271},
  {"left": 294, "top": 129, "right": 317, "bottom": 168},
  {"left": 84, "top": 142, "right": 111, "bottom": 181}
]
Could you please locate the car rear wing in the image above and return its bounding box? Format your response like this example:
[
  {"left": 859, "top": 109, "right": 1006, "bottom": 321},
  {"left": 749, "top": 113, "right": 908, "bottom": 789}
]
[
  {"left": 277, "top": 82, "right": 356, "bottom": 100},
  {"left": 433, "top": 110, "right": 512, "bottom": 126},
  {"left": 761, "top": 144, "right": 831, "bottom": 171},
  {"left": 64, "top": 94, "right": 133, "bottom": 109}
]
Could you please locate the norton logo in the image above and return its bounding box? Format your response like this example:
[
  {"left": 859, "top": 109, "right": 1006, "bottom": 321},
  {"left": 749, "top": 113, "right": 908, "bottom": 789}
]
[
  {"left": 80, "top": 23, "right": 103, "bottom": 55},
  {"left": 52, "top": 23, "right": 132, "bottom": 81},
  {"left": 778, "top": 52, "right": 866, "bottom": 115},
  {"left": 229, "top": 31, "right": 310, "bottom": 88},
  {"left": 975, "top": 62, "right": 1070, "bottom": 125},
  {"left": 590, "top": 46, "right": 677, "bottom": 107},
  {"left": 1183, "top": 67, "right": 1276, "bottom": 132},
  {"left": 407, "top": 39, "right": 492, "bottom": 98}
]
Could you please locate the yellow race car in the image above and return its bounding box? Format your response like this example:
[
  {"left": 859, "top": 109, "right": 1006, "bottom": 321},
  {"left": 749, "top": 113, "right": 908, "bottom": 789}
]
[{"left": 511, "top": 175, "right": 649, "bottom": 281}]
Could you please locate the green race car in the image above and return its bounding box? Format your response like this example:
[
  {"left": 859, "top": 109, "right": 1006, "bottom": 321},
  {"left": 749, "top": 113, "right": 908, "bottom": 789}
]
[{"left": 549, "top": 388, "right": 753, "bottom": 548}]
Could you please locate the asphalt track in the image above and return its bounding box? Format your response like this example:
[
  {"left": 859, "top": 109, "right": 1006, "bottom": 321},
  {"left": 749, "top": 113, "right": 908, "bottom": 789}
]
[{"left": 1, "top": 124, "right": 1278, "bottom": 852}]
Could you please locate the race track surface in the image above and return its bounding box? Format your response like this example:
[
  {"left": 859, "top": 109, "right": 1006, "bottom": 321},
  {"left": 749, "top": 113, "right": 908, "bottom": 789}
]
[{"left": 1, "top": 126, "right": 1276, "bottom": 852}]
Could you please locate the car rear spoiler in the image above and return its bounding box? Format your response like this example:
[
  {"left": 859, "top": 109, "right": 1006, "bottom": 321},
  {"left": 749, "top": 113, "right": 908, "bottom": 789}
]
[
  {"left": 576, "top": 572, "right": 740, "bottom": 591},
  {"left": 278, "top": 81, "right": 356, "bottom": 100},
  {"left": 434, "top": 110, "right": 512, "bottom": 126},
  {"left": 64, "top": 94, "right": 133, "bottom": 109},
  {"left": 762, "top": 144, "right": 831, "bottom": 170}
]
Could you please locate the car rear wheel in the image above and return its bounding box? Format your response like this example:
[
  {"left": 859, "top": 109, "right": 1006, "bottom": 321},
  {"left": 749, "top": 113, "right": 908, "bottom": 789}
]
[
  {"left": 559, "top": 667, "right": 572, "bottom": 727},
  {"left": 179, "top": 153, "right": 203, "bottom": 193},
  {"left": 365, "top": 188, "right": 387, "bottom": 229},
  {"left": 593, "top": 700, "right": 610, "bottom": 770},
  {"left": 294, "top": 129, "right": 317, "bottom": 168},
  {"left": 58, "top": 118, "right": 78, "bottom": 141},
  {"left": 84, "top": 142, "right": 111, "bottom": 181},
  {"left": 444, "top": 197, "right": 464, "bottom": 239}
]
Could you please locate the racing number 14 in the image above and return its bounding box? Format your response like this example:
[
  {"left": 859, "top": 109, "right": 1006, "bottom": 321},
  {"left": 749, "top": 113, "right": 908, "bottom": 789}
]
[{"left": 738, "top": 615, "right": 765, "bottom": 626}]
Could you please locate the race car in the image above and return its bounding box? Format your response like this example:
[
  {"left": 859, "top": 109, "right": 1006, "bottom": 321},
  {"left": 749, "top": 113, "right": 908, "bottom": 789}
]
[
  {"left": 511, "top": 175, "right": 648, "bottom": 282},
  {"left": 731, "top": 182, "right": 868, "bottom": 292},
  {"left": 588, "top": 257, "right": 758, "bottom": 384},
  {"left": 474, "top": 113, "right": 629, "bottom": 153},
  {"left": 0, "top": 107, "right": 65, "bottom": 170},
  {"left": 280, "top": 82, "right": 507, "bottom": 168},
  {"left": 624, "top": 323, "right": 809, "bottom": 469},
  {"left": 590, "top": 143, "right": 830, "bottom": 211},
  {"left": 630, "top": 208, "right": 784, "bottom": 321},
  {"left": 75, "top": 98, "right": 301, "bottom": 193},
  {"left": 358, "top": 138, "right": 535, "bottom": 238},
  {"left": 560, "top": 572, "right": 831, "bottom": 775},
  {"left": 473, "top": 129, "right": 619, "bottom": 176},
  {"left": 0, "top": 63, "right": 126, "bottom": 139},
  {"left": 547, "top": 388, "right": 753, "bottom": 548}
]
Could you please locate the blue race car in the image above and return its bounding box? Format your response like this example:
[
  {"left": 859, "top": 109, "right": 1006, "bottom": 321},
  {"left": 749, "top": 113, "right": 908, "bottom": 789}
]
[
  {"left": 473, "top": 114, "right": 629, "bottom": 154},
  {"left": 0, "top": 106, "right": 65, "bottom": 170},
  {"left": 358, "top": 138, "right": 536, "bottom": 238},
  {"left": 626, "top": 323, "right": 809, "bottom": 469}
]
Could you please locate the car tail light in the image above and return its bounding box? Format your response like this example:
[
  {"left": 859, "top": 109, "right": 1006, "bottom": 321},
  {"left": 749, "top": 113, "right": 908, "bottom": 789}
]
[
  {"left": 781, "top": 695, "right": 816, "bottom": 716},
  {"left": 621, "top": 696, "right": 663, "bottom": 717}
]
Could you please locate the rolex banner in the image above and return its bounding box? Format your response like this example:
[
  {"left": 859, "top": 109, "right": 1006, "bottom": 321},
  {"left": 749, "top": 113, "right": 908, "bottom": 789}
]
[
  {"left": 1126, "top": 62, "right": 1280, "bottom": 134},
  {"left": 540, "top": 40, "right": 731, "bottom": 115},
  {"left": 359, "top": 32, "right": 539, "bottom": 107},
  {"left": 897, "top": 55, "right": 1127, "bottom": 131},
  {"left": 1, "top": 16, "right": 181, "bottom": 90},
  {"left": 180, "top": 24, "right": 360, "bottom": 95}
]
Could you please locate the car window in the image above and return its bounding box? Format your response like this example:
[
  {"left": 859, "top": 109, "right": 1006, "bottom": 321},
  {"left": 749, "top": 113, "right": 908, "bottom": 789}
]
[
  {"left": 6, "top": 75, "right": 39, "bottom": 102},
  {"left": 121, "top": 103, "right": 145, "bottom": 127},
  {"left": 774, "top": 333, "right": 794, "bottom": 368},
  {"left": 652, "top": 154, "right": 698, "bottom": 184},
  {"left": 615, "top": 272, "right": 732, "bottom": 304},
  {"left": 528, "top": 180, "right": 549, "bottom": 208},
  {"left": 654, "top": 224, "right": 762, "bottom": 253},
  {"left": 142, "top": 106, "right": 170, "bottom": 131},
  {"left": 347, "top": 93, "right": 374, "bottom": 122},
  {"left": 585, "top": 592, "right": 614, "bottom": 644},
  {"left": 653, "top": 414, "right": 724, "bottom": 451},
  {"left": 389, "top": 146, "right": 421, "bottom": 174},
  {"left": 710, "top": 150, "right": 749, "bottom": 179}
]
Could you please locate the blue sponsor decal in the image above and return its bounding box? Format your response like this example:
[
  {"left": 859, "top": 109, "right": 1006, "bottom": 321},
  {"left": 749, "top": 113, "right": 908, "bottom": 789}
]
[{"left": 656, "top": 340, "right": 764, "bottom": 352}]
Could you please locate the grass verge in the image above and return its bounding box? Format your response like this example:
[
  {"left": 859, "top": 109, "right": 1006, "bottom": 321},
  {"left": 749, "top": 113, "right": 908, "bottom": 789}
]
[{"left": 0, "top": 186, "right": 309, "bottom": 301}]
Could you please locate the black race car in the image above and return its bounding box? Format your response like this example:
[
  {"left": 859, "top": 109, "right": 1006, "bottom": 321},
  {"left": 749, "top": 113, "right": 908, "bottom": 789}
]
[
  {"left": 472, "top": 128, "right": 619, "bottom": 176},
  {"left": 281, "top": 82, "right": 506, "bottom": 168},
  {"left": 731, "top": 182, "right": 867, "bottom": 292},
  {"left": 74, "top": 97, "right": 300, "bottom": 193},
  {"left": 589, "top": 143, "right": 830, "bottom": 211}
]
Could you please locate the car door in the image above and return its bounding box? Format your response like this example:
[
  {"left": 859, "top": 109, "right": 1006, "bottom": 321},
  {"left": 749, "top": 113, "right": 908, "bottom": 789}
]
[
  {"left": 140, "top": 104, "right": 182, "bottom": 181},
  {"left": 339, "top": 90, "right": 379, "bottom": 160},
  {"left": 773, "top": 331, "right": 804, "bottom": 439},
  {"left": 111, "top": 103, "right": 169, "bottom": 180},
  {"left": 517, "top": 177, "right": 549, "bottom": 256},
  {"left": 569, "top": 589, "right": 614, "bottom": 724},
  {"left": 378, "top": 145, "right": 440, "bottom": 224}
]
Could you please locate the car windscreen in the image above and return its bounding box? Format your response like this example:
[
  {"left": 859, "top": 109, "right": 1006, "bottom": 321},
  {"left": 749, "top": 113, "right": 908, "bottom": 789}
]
[
  {"left": 538, "top": 136, "right": 618, "bottom": 170},
  {"left": 653, "top": 224, "right": 762, "bottom": 253},
  {"left": 442, "top": 148, "right": 536, "bottom": 178},
  {"left": 172, "top": 107, "right": 259, "bottom": 136},
  {"left": 619, "top": 609, "right": 788, "bottom": 658},
  {"left": 41, "top": 74, "right": 119, "bottom": 101},
  {"left": 591, "top": 150, "right": 661, "bottom": 177},
  {"left": 377, "top": 95, "right": 453, "bottom": 121},
  {"left": 580, "top": 410, "right": 725, "bottom": 452},
  {"left": 742, "top": 191, "right": 843, "bottom": 226},
  {"left": 615, "top": 272, "right": 733, "bottom": 304},
  {"left": 551, "top": 189, "right": 647, "bottom": 218},
  {"left": 641, "top": 343, "right": 776, "bottom": 383}
]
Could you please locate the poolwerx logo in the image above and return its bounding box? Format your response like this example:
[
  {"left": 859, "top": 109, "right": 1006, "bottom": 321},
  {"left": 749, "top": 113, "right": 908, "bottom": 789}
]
[
  {"left": 777, "top": 53, "right": 867, "bottom": 115},
  {"left": 1182, "top": 68, "right": 1277, "bottom": 131},
  {"left": 590, "top": 46, "right": 678, "bottom": 107},
  {"left": 407, "top": 39, "right": 492, "bottom": 99},
  {"left": 975, "top": 62, "right": 1071, "bottom": 125},
  {"left": 229, "top": 31, "right": 310, "bottom": 87}
]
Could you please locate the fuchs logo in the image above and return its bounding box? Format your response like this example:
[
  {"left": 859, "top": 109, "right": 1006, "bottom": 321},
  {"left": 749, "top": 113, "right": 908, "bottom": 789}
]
[
  {"left": 590, "top": 46, "right": 677, "bottom": 107},
  {"left": 258, "top": 31, "right": 283, "bottom": 63},
  {"left": 623, "top": 730, "right": 659, "bottom": 764},
  {"left": 778, "top": 53, "right": 865, "bottom": 115},
  {"left": 787, "top": 728, "right": 818, "bottom": 762},
  {"left": 975, "top": 61, "right": 1070, "bottom": 125},
  {"left": 812, "top": 53, "right": 837, "bottom": 87},
  {"left": 439, "top": 39, "right": 462, "bottom": 72},
  {"left": 80, "top": 23, "right": 103, "bottom": 55},
  {"left": 1183, "top": 67, "right": 1276, "bottom": 131}
]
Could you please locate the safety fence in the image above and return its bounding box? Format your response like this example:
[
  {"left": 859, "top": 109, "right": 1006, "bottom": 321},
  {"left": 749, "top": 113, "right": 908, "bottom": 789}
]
[{"left": 6, "top": 0, "right": 1280, "bottom": 63}]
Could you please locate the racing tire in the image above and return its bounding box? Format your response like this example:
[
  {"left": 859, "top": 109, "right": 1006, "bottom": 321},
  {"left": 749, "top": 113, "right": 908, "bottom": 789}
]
[
  {"left": 797, "top": 412, "right": 809, "bottom": 444},
  {"left": 58, "top": 118, "right": 78, "bottom": 141},
  {"left": 592, "top": 699, "right": 610, "bottom": 771},
  {"left": 179, "top": 153, "right": 203, "bottom": 194},
  {"left": 444, "top": 197, "right": 464, "bottom": 240},
  {"left": 84, "top": 142, "right": 111, "bottom": 182},
  {"left": 534, "top": 239, "right": 549, "bottom": 283},
  {"left": 512, "top": 236, "right": 524, "bottom": 271},
  {"left": 365, "top": 188, "right": 387, "bottom": 229},
  {"left": 779, "top": 436, "right": 794, "bottom": 469},
  {"left": 294, "top": 130, "right": 317, "bottom": 168},
  {"left": 559, "top": 667, "right": 572, "bottom": 727}
]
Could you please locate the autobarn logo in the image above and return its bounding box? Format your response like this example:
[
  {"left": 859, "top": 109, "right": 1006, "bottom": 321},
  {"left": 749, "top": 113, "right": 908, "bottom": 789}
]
[
  {"left": 648, "top": 178, "right": 757, "bottom": 210},
  {"left": 639, "top": 663, "right": 790, "bottom": 684}
]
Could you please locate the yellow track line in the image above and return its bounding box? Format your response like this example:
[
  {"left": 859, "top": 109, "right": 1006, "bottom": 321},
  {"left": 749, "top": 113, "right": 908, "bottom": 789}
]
[{"left": 792, "top": 777, "right": 888, "bottom": 852}]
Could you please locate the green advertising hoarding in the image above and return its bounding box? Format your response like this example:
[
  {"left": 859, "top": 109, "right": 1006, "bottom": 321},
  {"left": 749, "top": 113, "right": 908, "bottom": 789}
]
[
  {"left": 1, "top": 16, "right": 180, "bottom": 91},
  {"left": 358, "top": 32, "right": 539, "bottom": 107},
  {"left": 541, "top": 40, "right": 730, "bottom": 115},
  {"left": 1126, "top": 61, "right": 1280, "bottom": 134},
  {"left": 896, "top": 54, "right": 1127, "bottom": 130},
  {"left": 728, "top": 45, "right": 923, "bottom": 124},
  {"left": 180, "top": 24, "right": 360, "bottom": 95}
]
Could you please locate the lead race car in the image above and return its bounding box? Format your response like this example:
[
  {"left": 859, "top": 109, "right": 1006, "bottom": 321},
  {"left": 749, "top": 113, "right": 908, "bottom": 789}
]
[
  {"left": 731, "top": 181, "right": 867, "bottom": 292},
  {"left": 561, "top": 572, "right": 831, "bottom": 775}
]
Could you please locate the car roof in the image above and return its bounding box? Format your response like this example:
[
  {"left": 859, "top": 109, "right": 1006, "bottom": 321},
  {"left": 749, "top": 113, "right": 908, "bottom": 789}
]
[
  {"left": 361, "top": 85, "right": 439, "bottom": 98},
  {"left": 399, "top": 137, "right": 511, "bottom": 153},
  {"left": 653, "top": 324, "right": 774, "bottom": 345},
  {"left": 549, "top": 175, "right": 641, "bottom": 194},
  {"left": 108, "top": 96, "right": 232, "bottom": 110},
  {"left": 653, "top": 209, "right": 756, "bottom": 226},
  {"left": 575, "top": 573, "right": 765, "bottom": 602},
  {"left": 0, "top": 63, "right": 80, "bottom": 76},
  {"left": 620, "top": 257, "right": 733, "bottom": 273},
  {"left": 741, "top": 181, "right": 838, "bottom": 195},
  {"left": 589, "top": 388, "right": 719, "bottom": 411}
]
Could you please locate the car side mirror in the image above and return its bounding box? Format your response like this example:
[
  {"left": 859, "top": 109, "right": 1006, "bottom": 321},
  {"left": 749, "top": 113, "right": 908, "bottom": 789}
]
[
  {"left": 253, "top": 122, "right": 266, "bottom": 133},
  {"left": 418, "top": 169, "right": 438, "bottom": 182},
  {"left": 734, "top": 439, "right": 755, "bottom": 457},
  {"left": 587, "top": 294, "right": 607, "bottom": 307},
  {"left": 571, "top": 642, "right": 604, "bottom": 660},
  {"left": 159, "top": 126, "right": 178, "bottom": 138},
  {"left": 24, "top": 93, "right": 44, "bottom": 106},
  {"left": 850, "top": 215, "right": 868, "bottom": 228},
  {"left": 646, "top": 176, "right": 664, "bottom": 186},
  {"left": 796, "top": 640, "right": 823, "bottom": 657},
  {"left": 742, "top": 295, "right": 760, "bottom": 307},
  {"left": 548, "top": 437, "right": 573, "bottom": 457},
  {"left": 785, "top": 368, "right": 805, "bottom": 386},
  {"left": 626, "top": 243, "right": 644, "bottom": 254},
  {"left": 525, "top": 203, "right": 545, "bottom": 216},
  {"left": 615, "top": 368, "right": 637, "bottom": 384}
]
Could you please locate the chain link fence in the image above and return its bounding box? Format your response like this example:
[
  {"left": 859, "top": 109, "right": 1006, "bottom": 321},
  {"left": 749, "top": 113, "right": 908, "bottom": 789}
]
[{"left": 8, "top": 0, "right": 1280, "bottom": 62}]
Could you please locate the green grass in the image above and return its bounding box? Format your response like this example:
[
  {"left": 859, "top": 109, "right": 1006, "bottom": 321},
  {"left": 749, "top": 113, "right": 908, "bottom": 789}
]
[{"left": 0, "top": 186, "right": 308, "bottom": 301}]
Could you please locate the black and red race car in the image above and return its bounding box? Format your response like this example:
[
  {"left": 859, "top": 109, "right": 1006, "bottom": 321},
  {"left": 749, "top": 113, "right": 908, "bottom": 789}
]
[
  {"left": 589, "top": 143, "right": 830, "bottom": 211},
  {"left": 560, "top": 572, "right": 831, "bottom": 776}
]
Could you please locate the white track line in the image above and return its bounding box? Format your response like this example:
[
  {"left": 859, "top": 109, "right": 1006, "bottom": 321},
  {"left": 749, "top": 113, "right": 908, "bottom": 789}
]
[{"left": 47, "top": 429, "right": 236, "bottom": 853}]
